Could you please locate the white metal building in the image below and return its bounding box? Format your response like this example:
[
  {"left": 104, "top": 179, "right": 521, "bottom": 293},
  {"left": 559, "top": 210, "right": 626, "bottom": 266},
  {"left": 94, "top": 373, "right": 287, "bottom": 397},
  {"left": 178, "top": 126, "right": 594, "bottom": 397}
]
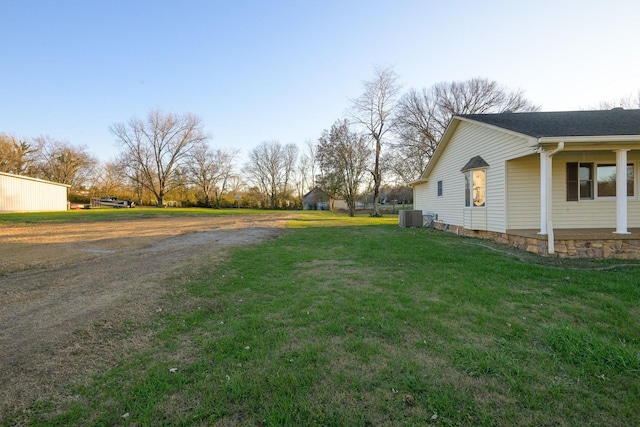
[{"left": 0, "top": 172, "right": 70, "bottom": 213}]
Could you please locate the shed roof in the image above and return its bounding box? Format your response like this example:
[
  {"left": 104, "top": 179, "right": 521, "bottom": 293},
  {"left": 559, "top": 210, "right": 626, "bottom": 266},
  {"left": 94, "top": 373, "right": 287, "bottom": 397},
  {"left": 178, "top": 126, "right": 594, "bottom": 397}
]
[{"left": 458, "top": 109, "right": 640, "bottom": 138}]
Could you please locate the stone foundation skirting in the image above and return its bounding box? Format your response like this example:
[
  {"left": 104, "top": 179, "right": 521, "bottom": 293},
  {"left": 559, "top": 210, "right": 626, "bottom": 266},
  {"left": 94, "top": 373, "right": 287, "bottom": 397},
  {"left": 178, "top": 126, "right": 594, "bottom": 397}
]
[{"left": 431, "top": 222, "right": 640, "bottom": 259}]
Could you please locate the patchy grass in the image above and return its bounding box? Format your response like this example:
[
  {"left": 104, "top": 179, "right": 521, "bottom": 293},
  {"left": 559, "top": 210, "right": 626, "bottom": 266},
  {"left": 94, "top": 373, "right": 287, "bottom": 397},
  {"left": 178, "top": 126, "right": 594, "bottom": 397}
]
[{"left": 4, "top": 216, "right": 640, "bottom": 426}]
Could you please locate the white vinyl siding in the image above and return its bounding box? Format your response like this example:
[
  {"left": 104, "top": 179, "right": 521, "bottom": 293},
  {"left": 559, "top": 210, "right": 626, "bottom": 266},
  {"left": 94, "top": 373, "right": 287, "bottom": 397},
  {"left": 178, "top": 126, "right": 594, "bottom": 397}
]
[
  {"left": 414, "top": 121, "right": 533, "bottom": 232},
  {"left": 413, "top": 182, "right": 430, "bottom": 213},
  {"left": 0, "top": 173, "right": 69, "bottom": 212},
  {"left": 553, "top": 151, "right": 640, "bottom": 228},
  {"left": 463, "top": 206, "right": 487, "bottom": 230},
  {"left": 506, "top": 155, "right": 540, "bottom": 229}
]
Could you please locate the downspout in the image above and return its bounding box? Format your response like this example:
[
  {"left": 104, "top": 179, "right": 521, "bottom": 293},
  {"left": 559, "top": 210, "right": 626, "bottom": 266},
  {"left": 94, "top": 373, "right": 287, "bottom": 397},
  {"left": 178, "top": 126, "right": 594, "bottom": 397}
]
[
  {"left": 543, "top": 142, "right": 565, "bottom": 255},
  {"left": 547, "top": 142, "right": 565, "bottom": 156}
]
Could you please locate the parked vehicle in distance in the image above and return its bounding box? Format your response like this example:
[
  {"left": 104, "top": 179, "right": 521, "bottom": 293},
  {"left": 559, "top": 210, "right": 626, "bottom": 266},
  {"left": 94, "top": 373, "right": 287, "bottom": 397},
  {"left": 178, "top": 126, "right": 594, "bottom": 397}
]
[{"left": 99, "top": 196, "right": 135, "bottom": 208}]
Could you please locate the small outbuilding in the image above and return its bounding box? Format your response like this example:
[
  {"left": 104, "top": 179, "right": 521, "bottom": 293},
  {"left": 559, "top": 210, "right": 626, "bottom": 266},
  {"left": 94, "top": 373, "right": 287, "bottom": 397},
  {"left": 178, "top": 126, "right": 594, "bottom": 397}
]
[{"left": 0, "top": 172, "right": 70, "bottom": 213}]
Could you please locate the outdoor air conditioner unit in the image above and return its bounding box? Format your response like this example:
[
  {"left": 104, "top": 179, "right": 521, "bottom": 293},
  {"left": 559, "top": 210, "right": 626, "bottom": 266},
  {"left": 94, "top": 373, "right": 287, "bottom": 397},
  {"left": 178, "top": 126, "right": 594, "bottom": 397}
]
[{"left": 399, "top": 210, "right": 423, "bottom": 228}]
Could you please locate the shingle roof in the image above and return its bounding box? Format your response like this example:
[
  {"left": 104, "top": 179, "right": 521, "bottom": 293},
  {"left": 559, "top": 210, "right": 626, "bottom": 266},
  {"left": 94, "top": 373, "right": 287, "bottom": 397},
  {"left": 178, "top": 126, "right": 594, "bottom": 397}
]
[
  {"left": 458, "top": 109, "right": 640, "bottom": 138},
  {"left": 461, "top": 156, "right": 489, "bottom": 171}
]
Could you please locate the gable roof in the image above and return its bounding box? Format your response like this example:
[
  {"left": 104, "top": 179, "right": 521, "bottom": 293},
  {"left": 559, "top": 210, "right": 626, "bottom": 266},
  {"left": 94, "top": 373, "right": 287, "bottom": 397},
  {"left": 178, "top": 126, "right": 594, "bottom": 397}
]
[
  {"left": 302, "top": 186, "right": 328, "bottom": 199},
  {"left": 459, "top": 109, "right": 640, "bottom": 138}
]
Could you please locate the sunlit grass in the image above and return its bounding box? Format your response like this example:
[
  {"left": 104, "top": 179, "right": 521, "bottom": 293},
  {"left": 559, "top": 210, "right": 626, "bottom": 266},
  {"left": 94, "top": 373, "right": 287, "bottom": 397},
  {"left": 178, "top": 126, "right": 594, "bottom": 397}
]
[{"left": 286, "top": 210, "right": 396, "bottom": 228}]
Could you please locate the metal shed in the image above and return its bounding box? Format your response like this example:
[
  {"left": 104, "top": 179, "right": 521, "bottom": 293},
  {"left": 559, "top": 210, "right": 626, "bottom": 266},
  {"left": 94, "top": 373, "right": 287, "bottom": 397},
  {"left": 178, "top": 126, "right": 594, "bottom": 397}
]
[{"left": 0, "top": 172, "right": 70, "bottom": 213}]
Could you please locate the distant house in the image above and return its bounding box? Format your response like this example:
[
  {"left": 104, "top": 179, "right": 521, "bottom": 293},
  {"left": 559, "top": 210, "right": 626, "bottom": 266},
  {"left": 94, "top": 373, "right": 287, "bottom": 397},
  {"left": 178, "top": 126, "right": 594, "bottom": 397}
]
[
  {"left": 0, "top": 172, "right": 70, "bottom": 213},
  {"left": 302, "top": 187, "right": 330, "bottom": 210},
  {"left": 332, "top": 198, "right": 364, "bottom": 210},
  {"left": 412, "top": 109, "right": 640, "bottom": 259},
  {"left": 332, "top": 198, "right": 348, "bottom": 211}
]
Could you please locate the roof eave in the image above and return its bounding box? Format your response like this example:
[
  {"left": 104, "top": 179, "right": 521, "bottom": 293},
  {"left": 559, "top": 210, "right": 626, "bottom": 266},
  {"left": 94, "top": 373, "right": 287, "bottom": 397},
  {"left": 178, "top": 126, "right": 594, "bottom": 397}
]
[
  {"left": 538, "top": 135, "right": 640, "bottom": 144},
  {"left": 409, "top": 178, "right": 428, "bottom": 187},
  {"left": 0, "top": 172, "right": 71, "bottom": 188}
]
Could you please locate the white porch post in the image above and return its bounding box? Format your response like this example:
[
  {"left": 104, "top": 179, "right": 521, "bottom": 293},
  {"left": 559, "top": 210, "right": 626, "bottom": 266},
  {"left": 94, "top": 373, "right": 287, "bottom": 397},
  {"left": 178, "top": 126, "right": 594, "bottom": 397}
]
[
  {"left": 539, "top": 149, "right": 548, "bottom": 235},
  {"left": 538, "top": 149, "right": 555, "bottom": 254},
  {"left": 615, "top": 149, "right": 630, "bottom": 234},
  {"left": 539, "top": 143, "right": 564, "bottom": 255}
]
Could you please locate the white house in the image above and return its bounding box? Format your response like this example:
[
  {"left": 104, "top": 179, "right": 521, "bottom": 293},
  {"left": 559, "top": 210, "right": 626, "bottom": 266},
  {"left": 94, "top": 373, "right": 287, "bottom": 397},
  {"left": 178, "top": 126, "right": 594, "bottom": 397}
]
[
  {"left": 413, "top": 109, "right": 640, "bottom": 259},
  {"left": 0, "top": 172, "right": 70, "bottom": 213}
]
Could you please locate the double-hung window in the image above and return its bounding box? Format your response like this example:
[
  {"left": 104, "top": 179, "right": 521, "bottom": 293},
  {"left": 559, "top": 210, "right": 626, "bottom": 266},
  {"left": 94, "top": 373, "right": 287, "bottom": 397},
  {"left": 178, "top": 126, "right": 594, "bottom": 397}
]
[
  {"left": 567, "top": 162, "right": 634, "bottom": 201},
  {"left": 579, "top": 163, "right": 594, "bottom": 199}
]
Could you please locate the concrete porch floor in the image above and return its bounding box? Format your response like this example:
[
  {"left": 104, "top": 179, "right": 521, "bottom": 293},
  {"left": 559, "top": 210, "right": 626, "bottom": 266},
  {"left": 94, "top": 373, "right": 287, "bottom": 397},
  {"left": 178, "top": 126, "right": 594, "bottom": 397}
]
[{"left": 506, "top": 228, "right": 640, "bottom": 241}]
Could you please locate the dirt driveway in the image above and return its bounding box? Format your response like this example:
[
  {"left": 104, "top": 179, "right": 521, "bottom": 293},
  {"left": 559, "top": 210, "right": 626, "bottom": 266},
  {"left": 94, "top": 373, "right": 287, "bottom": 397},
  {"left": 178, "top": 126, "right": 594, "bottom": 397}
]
[{"left": 0, "top": 214, "right": 289, "bottom": 416}]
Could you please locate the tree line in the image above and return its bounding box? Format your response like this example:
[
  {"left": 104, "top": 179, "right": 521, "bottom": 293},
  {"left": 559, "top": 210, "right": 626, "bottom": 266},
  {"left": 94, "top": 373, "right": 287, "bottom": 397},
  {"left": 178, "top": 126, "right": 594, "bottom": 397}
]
[{"left": 2, "top": 71, "right": 637, "bottom": 213}]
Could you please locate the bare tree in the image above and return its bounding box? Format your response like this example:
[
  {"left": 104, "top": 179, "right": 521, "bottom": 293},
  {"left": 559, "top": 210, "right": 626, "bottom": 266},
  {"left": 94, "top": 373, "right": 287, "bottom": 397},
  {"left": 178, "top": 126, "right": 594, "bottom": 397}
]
[
  {"left": 228, "top": 175, "right": 245, "bottom": 208},
  {"left": 212, "top": 148, "right": 240, "bottom": 208},
  {"left": 289, "top": 139, "right": 319, "bottom": 208},
  {"left": 282, "top": 143, "right": 299, "bottom": 207},
  {"left": 0, "top": 134, "right": 38, "bottom": 175},
  {"left": 293, "top": 154, "right": 310, "bottom": 208},
  {"left": 186, "top": 144, "right": 239, "bottom": 207},
  {"left": 303, "top": 139, "right": 319, "bottom": 189},
  {"left": 591, "top": 91, "right": 640, "bottom": 109},
  {"left": 433, "top": 77, "right": 538, "bottom": 119},
  {"left": 391, "top": 87, "right": 441, "bottom": 182},
  {"left": 112, "top": 151, "right": 146, "bottom": 205},
  {"left": 243, "top": 141, "right": 298, "bottom": 209},
  {"left": 185, "top": 144, "right": 214, "bottom": 206},
  {"left": 32, "top": 136, "right": 98, "bottom": 192},
  {"left": 110, "top": 110, "right": 208, "bottom": 207},
  {"left": 392, "top": 78, "right": 539, "bottom": 182},
  {"left": 350, "top": 65, "right": 401, "bottom": 216},
  {"left": 317, "top": 119, "right": 371, "bottom": 217},
  {"left": 90, "top": 161, "right": 128, "bottom": 199}
]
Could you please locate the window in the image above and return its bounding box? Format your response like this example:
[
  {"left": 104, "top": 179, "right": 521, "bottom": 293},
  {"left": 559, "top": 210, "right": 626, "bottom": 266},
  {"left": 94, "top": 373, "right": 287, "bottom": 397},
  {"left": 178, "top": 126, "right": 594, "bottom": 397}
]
[
  {"left": 597, "top": 164, "right": 616, "bottom": 197},
  {"left": 461, "top": 156, "right": 488, "bottom": 207},
  {"left": 437, "top": 180, "right": 443, "bottom": 197},
  {"left": 597, "top": 164, "right": 634, "bottom": 197},
  {"left": 579, "top": 163, "right": 593, "bottom": 199},
  {"left": 566, "top": 162, "right": 634, "bottom": 201},
  {"left": 464, "top": 169, "right": 486, "bottom": 207}
]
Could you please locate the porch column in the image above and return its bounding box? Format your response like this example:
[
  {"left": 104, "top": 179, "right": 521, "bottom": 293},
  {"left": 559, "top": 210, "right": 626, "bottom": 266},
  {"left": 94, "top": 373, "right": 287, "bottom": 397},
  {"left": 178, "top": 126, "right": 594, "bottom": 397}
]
[
  {"left": 538, "top": 143, "right": 564, "bottom": 254},
  {"left": 538, "top": 149, "right": 556, "bottom": 253},
  {"left": 615, "top": 149, "right": 630, "bottom": 234},
  {"left": 539, "top": 149, "right": 549, "bottom": 235}
]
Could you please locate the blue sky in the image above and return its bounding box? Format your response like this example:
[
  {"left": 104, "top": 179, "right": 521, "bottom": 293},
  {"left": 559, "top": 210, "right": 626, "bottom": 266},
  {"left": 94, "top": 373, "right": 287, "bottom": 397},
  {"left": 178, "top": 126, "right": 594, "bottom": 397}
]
[{"left": 1, "top": 0, "right": 639, "bottom": 164}]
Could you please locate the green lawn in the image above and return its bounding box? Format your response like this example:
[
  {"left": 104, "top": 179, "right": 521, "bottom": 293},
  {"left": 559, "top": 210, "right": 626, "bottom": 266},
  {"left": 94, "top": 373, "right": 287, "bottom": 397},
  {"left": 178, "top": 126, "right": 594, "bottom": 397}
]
[{"left": 4, "top": 212, "right": 640, "bottom": 426}]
